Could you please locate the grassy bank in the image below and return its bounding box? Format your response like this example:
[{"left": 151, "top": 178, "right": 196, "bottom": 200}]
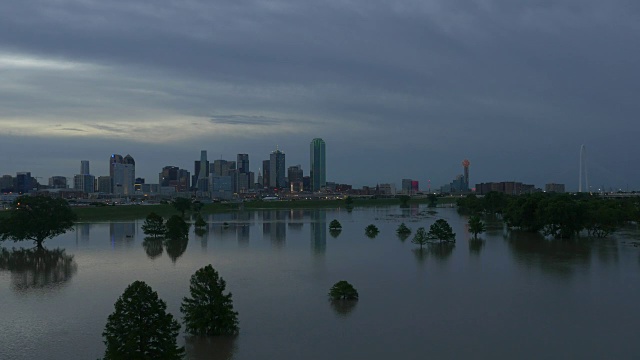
[{"left": 1, "top": 196, "right": 457, "bottom": 222}]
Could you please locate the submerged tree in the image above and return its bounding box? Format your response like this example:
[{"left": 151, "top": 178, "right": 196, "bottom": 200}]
[
  {"left": 398, "top": 195, "right": 410, "bottom": 207},
  {"left": 329, "top": 219, "right": 342, "bottom": 230},
  {"left": 329, "top": 280, "right": 359, "bottom": 300},
  {"left": 194, "top": 214, "right": 207, "bottom": 228},
  {"left": 181, "top": 265, "right": 239, "bottom": 336},
  {"left": 411, "top": 227, "right": 429, "bottom": 249},
  {"left": 468, "top": 215, "right": 486, "bottom": 239},
  {"left": 396, "top": 223, "right": 411, "bottom": 236},
  {"left": 103, "top": 281, "right": 184, "bottom": 359},
  {"left": 166, "top": 215, "right": 190, "bottom": 240},
  {"left": 427, "top": 219, "right": 456, "bottom": 243},
  {"left": 0, "top": 195, "right": 77, "bottom": 248},
  {"left": 365, "top": 224, "right": 379, "bottom": 238},
  {"left": 142, "top": 212, "right": 166, "bottom": 239}
]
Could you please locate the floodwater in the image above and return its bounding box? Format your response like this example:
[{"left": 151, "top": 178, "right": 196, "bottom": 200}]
[{"left": 1, "top": 206, "right": 640, "bottom": 360}]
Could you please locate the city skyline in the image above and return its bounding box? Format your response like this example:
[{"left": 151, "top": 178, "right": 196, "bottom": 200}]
[{"left": 0, "top": 1, "right": 638, "bottom": 191}]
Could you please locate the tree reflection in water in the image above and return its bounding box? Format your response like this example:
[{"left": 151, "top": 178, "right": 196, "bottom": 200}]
[
  {"left": 330, "top": 299, "right": 358, "bottom": 318},
  {"left": 469, "top": 239, "right": 485, "bottom": 255},
  {"left": 184, "top": 335, "right": 237, "bottom": 360},
  {"left": 412, "top": 243, "right": 456, "bottom": 264},
  {"left": 0, "top": 247, "right": 77, "bottom": 291},
  {"left": 164, "top": 237, "right": 188, "bottom": 263},
  {"left": 142, "top": 237, "right": 164, "bottom": 260}
]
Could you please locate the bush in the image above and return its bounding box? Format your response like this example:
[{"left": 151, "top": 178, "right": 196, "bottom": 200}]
[{"left": 329, "top": 280, "right": 359, "bottom": 300}]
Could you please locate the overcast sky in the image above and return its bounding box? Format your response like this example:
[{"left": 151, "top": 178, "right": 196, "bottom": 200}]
[{"left": 1, "top": 0, "right": 638, "bottom": 191}]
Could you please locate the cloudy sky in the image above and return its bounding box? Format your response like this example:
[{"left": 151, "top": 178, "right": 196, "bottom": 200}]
[{"left": 1, "top": 0, "right": 638, "bottom": 191}]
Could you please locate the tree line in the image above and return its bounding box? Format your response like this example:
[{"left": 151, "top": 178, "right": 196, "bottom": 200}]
[{"left": 457, "top": 192, "right": 640, "bottom": 239}]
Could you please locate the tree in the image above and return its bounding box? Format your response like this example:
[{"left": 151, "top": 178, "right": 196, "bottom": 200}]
[
  {"left": 181, "top": 265, "right": 239, "bottom": 336},
  {"left": 142, "top": 212, "right": 166, "bottom": 239},
  {"left": 365, "top": 224, "right": 379, "bottom": 238},
  {"left": 396, "top": 223, "right": 411, "bottom": 235},
  {"left": 172, "top": 197, "right": 192, "bottom": 218},
  {"left": 427, "top": 194, "right": 438, "bottom": 208},
  {"left": 191, "top": 201, "right": 204, "bottom": 214},
  {"left": 103, "top": 280, "right": 184, "bottom": 359},
  {"left": 165, "top": 215, "right": 189, "bottom": 240},
  {"left": 0, "top": 195, "right": 77, "bottom": 248},
  {"left": 344, "top": 196, "right": 354, "bottom": 206},
  {"left": 398, "top": 195, "right": 410, "bottom": 207},
  {"left": 329, "top": 280, "right": 359, "bottom": 300},
  {"left": 194, "top": 214, "right": 207, "bottom": 228},
  {"left": 427, "top": 219, "right": 456, "bottom": 243},
  {"left": 397, "top": 223, "right": 411, "bottom": 241},
  {"left": 411, "top": 227, "right": 428, "bottom": 249},
  {"left": 468, "top": 215, "right": 486, "bottom": 239},
  {"left": 329, "top": 219, "right": 342, "bottom": 230}
]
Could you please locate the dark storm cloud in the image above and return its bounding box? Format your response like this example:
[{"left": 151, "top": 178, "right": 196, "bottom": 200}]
[{"left": 0, "top": 0, "right": 639, "bottom": 189}]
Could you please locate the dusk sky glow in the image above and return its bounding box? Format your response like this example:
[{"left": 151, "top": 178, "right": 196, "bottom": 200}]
[{"left": 1, "top": 0, "right": 639, "bottom": 190}]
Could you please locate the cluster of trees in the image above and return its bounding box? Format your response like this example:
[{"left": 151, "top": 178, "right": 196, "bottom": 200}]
[
  {"left": 457, "top": 192, "right": 640, "bottom": 239},
  {"left": 0, "top": 196, "right": 77, "bottom": 248},
  {"left": 407, "top": 219, "right": 456, "bottom": 249},
  {"left": 103, "top": 265, "right": 238, "bottom": 359}
]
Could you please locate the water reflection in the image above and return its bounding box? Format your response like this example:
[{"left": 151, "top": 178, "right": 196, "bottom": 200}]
[
  {"left": 329, "top": 229, "right": 342, "bottom": 238},
  {"left": 0, "top": 247, "right": 77, "bottom": 291},
  {"left": 396, "top": 232, "right": 410, "bottom": 242},
  {"left": 184, "top": 335, "right": 237, "bottom": 360},
  {"left": 505, "top": 230, "right": 591, "bottom": 276},
  {"left": 75, "top": 223, "right": 91, "bottom": 243},
  {"left": 330, "top": 299, "right": 358, "bottom": 317},
  {"left": 310, "top": 210, "right": 327, "bottom": 255},
  {"left": 469, "top": 239, "right": 485, "bottom": 255},
  {"left": 165, "top": 238, "right": 189, "bottom": 263},
  {"left": 261, "top": 210, "right": 287, "bottom": 248},
  {"left": 427, "top": 243, "right": 455, "bottom": 261},
  {"left": 142, "top": 237, "right": 164, "bottom": 259},
  {"left": 412, "top": 248, "right": 428, "bottom": 265},
  {"left": 110, "top": 222, "right": 136, "bottom": 248}
]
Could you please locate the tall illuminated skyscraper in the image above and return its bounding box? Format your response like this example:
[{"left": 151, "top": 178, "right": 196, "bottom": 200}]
[{"left": 310, "top": 138, "right": 326, "bottom": 192}]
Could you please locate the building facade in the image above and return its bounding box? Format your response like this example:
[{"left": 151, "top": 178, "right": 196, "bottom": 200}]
[{"left": 310, "top": 138, "right": 326, "bottom": 192}]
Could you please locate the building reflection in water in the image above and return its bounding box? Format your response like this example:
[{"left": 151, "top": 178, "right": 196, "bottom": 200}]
[
  {"left": 261, "top": 210, "right": 286, "bottom": 248},
  {"left": 0, "top": 247, "right": 78, "bottom": 292},
  {"left": 110, "top": 222, "right": 136, "bottom": 248},
  {"left": 310, "top": 210, "right": 327, "bottom": 255},
  {"left": 75, "top": 223, "right": 91, "bottom": 244}
]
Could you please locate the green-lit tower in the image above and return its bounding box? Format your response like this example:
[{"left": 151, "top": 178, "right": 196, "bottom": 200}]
[{"left": 310, "top": 138, "right": 326, "bottom": 192}]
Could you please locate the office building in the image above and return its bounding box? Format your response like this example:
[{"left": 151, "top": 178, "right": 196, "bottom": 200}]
[
  {"left": 159, "top": 166, "right": 190, "bottom": 192},
  {"left": 110, "top": 154, "right": 135, "bottom": 195},
  {"left": 270, "top": 148, "right": 286, "bottom": 189},
  {"left": 80, "top": 160, "right": 90, "bottom": 175},
  {"left": 310, "top": 138, "right": 326, "bottom": 192},
  {"left": 48, "top": 176, "right": 68, "bottom": 189},
  {"left": 74, "top": 174, "right": 95, "bottom": 193},
  {"left": 262, "top": 160, "right": 270, "bottom": 188},
  {"left": 545, "top": 183, "right": 566, "bottom": 193},
  {"left": 288, "top": 165, "right": 304, "bottom": 192}
]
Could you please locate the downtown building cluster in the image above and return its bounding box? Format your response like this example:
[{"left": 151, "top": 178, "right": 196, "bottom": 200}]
[{"left": 0, "top": 138, "right": 331, "bottom": 201}]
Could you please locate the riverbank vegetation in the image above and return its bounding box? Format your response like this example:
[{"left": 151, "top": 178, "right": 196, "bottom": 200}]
[
  {"left": 65, "top": 196, "right": 457, "bottom": 222},
  {"left": 457, "top": 192, "right": 640, "bottom": 239}
]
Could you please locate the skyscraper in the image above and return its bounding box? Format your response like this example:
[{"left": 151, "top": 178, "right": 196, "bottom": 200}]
[
  {"left": 110, "top": 154, "right": 135, "bottom": 195},
  {"left": 193, "top": 150, "right": 209, "bottom": 192},
  {"left": 310, "top": 138, "right": 326, "bottom": 192},
  {"left": 270, "top": 148, "right": 286, "bottom": 189},
  {"left": 262, "top": 160, "right": 270, "bottom": 188},
  {"left": 80, "top": 160, "right": 90, "bottom": 175}
]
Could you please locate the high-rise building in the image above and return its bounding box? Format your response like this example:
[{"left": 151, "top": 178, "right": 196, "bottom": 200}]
[
  {"left": 236, "top": 154, "right": 251, "bottom": 193},
  {"left": 270, "top": 148, "right": 286, "bottom": 189},
  {"left": 110, "top": 154, "right": 135, "bottom": 195},
  {"left": 48, "top": 176, "right": 68, "bottom": 189},
  {"left": 288, "top": 165, "right": 303, "bottom": 192},
  {"left": 97, "top": 176, "right": 111, "bottom": 193},
  {"left": 212, "top": 159, "right": 235, "bottom": 177},
  {"left": 159, "top": 166, "right": 190, "bottom": 192},
  {"left": 237, "top": 154, "right": 249, "bottom": 174},
  {"left": 80, "top": 160, "right": 90, "bottom": 175},
  {"left": 262, "top": 160, "right": 270, "bottom": 188},
  {"left": 74, "top": 174, "right": 95, "bottom": 193},
  {"left": 310, "top": 138, "right": 326, "bottom": 192},
  {"left": 16, "top": 172, "right": 33, "bottom": 193},
  {"left": 193, "top": 151, "right": 210, "bottom": 192}
]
